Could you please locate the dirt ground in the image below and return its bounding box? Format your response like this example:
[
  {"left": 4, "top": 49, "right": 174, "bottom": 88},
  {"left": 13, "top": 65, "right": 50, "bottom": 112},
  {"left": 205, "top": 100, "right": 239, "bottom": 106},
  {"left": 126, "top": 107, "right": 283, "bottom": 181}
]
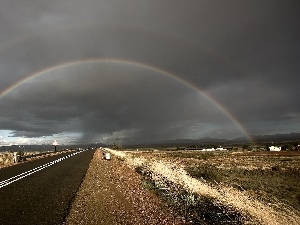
[{"left": 65, "top": 150, "right": 185, "bottom": 225}]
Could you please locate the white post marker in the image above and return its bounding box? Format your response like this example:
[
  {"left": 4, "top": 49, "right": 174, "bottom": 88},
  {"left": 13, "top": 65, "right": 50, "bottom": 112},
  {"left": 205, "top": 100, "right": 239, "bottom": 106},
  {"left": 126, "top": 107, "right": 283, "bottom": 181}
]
[
  {"left": 13, "top": 152, "right": 18, "bottom": 163},
  {"left": 53, "top": 140, "right": 58, "bottom": 151},
  {"left": 105, "top": 152, "right": 111, "bottom": 160}
]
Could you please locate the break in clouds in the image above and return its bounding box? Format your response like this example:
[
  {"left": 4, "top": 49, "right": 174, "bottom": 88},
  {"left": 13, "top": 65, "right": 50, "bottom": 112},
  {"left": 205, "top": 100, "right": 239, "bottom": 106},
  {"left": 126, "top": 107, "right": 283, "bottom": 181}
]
[{"left": 0, "top": 0, "right": 299, "bottom": 145}]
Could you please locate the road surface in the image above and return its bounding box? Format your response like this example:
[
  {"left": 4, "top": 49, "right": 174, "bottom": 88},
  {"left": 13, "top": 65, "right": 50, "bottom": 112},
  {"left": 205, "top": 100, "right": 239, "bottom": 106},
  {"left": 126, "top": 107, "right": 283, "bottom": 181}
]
[{"left": 0, "top": 149, "right": 95, "bottom": 225}]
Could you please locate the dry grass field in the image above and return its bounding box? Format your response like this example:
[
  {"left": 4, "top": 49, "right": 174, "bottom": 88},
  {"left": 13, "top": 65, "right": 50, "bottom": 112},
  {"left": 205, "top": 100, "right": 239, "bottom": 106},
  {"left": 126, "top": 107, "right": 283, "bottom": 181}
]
[
  {"left": 107, "top": 148, "right": 300, "bottom": 225},
  {"left": 160, "top": 150, "right": 300, "bottom": 211}
]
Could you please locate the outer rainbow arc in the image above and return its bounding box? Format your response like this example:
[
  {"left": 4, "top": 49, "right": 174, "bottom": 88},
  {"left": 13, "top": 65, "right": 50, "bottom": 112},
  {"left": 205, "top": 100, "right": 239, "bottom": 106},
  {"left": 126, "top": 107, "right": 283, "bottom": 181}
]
[{"left": 0, "top": 58, "right": 253, "bottom": 142}]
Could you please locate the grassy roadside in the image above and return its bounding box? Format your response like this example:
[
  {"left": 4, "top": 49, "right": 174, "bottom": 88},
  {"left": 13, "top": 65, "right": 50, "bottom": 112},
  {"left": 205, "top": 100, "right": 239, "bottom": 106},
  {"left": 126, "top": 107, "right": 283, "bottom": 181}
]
[
  {"left": 108, "top": 148, "right": 300, "bottom": 225},
  {"left": 181, "top": 151, "right": 300, "bottom": 211}
]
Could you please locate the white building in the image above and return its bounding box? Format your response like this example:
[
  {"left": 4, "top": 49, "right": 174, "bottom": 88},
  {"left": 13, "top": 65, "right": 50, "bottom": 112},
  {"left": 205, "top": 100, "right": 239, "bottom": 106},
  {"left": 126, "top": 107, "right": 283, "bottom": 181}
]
[
  {"left": 269, "top": 146, "right": 281, "bottom": 151},
  {"left": 202, "top": 148, "right": 215, "bottom": 151}
]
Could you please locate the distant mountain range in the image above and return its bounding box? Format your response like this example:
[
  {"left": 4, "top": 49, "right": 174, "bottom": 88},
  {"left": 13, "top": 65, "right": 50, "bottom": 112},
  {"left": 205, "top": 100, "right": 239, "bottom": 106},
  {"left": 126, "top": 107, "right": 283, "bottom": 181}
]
[
  {"left": 1, "top": 133, "right": 299, "bottom": 151},
  {"left": 249, "top": 132, "right": 300, "bottom": 143},
  {"left": 138, "top": 133, "right": 300, "bottom": 147}
]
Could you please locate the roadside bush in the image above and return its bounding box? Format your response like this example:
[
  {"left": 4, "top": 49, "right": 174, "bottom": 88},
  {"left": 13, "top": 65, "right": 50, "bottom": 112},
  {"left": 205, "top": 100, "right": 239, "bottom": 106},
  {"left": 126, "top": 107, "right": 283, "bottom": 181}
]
[
  {"left": 17, "top": 151, "right": 25, "bottom": 156},
  {"left": 112, "top": 143, "right": 123, "bottom": 150},
  {"left": 141, "top": 179, "right": 157, "bottom": 191},
  {"left": 271, "top": 165, "right": 281, "bottom": 171},
  {"left": 140, "top": 171, "right": 244, "bottom": 224},
  {"left": 135, "top": 166, "right": 149, "bottom": 177},
  {"left": 186, "top": 164, "right": 221, "bottom": 183},
  {"left": 135, "top": 161, "right": 248, "bottom": 224}
]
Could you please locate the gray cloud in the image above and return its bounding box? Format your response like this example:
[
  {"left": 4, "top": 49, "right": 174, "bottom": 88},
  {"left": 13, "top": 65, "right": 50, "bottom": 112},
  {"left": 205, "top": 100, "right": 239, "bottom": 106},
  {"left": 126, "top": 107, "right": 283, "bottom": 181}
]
[{"left": 0, "top": 0, "right": 299, "bottom": 144}]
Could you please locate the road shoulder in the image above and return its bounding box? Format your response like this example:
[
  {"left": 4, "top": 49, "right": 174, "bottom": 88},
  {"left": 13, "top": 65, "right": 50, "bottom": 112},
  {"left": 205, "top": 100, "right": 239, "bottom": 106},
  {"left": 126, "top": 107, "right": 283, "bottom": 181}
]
[{"left": 65, "top": 149, "right": 185, "bottom": 225}]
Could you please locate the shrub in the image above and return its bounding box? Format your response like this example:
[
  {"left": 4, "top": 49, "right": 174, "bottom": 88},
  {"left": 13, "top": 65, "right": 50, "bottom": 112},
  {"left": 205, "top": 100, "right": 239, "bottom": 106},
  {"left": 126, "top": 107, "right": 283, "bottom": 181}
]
[
  {"left": 187, "top": 164, "right": 221, "bottom": 183},
  {"left": 271, "top": 165, "right": 281, "bottom": 171},
  {"left": 141, "top": 179, "right": 157, "bottom": 191},
  {"left": 112, "top": 143, "right": 123, "bottom": 150}
]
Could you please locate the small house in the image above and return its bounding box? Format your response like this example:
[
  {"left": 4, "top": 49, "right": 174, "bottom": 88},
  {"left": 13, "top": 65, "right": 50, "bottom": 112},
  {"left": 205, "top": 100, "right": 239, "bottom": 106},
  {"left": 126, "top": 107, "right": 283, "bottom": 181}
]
[{"left": 269, "top": 146, "right": 281, "bottom": 151}]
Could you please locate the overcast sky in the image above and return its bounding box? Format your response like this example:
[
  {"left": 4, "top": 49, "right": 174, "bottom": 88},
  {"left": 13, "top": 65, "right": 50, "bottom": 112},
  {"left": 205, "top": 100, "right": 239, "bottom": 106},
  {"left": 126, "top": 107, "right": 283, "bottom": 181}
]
[{"left": 0, "top": 0, "right": 299, "bottom": 146}]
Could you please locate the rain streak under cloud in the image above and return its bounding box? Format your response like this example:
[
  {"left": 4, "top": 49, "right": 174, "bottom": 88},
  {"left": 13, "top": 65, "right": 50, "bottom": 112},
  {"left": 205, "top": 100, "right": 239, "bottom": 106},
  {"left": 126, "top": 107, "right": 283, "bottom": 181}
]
[{"left": 0, "top": 0, "right": 299, "bottom": 145}]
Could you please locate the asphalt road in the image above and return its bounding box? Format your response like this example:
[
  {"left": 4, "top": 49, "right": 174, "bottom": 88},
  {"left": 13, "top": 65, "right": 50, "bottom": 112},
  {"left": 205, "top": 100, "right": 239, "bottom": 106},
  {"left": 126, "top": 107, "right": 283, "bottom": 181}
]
[{"left": 0, "top": 149, "right": 95, "bottom": 225}]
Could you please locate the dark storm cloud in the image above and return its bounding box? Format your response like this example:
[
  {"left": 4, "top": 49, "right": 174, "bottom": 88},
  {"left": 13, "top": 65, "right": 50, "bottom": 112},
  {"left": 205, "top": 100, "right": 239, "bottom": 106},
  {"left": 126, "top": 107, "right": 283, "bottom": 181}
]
[
  {"left": 0, "top": 0, "right": 299, "bottom": 144},
  {"left": 0, "top": 63, "right": 223, "bottom": 143}
]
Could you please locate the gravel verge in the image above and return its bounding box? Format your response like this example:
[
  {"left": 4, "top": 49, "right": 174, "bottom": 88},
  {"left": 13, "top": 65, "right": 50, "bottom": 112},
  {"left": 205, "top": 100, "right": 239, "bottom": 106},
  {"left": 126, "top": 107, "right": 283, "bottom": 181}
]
[{"left": 65, "top": 149, "right": 185, "bottom": 225}]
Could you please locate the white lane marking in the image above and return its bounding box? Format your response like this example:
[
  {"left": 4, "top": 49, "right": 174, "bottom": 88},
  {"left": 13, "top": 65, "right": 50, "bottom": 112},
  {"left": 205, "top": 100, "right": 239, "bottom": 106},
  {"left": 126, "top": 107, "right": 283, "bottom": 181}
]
[{"left": 0, "top": 150, "right": 88, "bottom": 189}]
